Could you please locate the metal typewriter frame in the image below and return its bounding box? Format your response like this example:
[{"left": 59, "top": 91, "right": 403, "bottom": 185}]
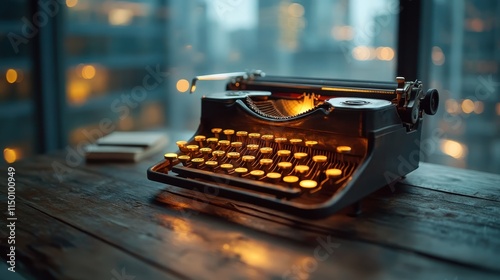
[{"left": 148, "top": 71, "right": 439, "bottom": 219}]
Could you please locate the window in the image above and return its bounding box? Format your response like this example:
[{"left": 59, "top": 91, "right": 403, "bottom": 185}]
[{"left": 1, "top": 0, "right": 498, "bottom": 173}]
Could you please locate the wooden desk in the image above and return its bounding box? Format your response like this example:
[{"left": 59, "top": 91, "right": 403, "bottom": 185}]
[{"left": 1, "top": 151, "right": 499, "bottom": 280}]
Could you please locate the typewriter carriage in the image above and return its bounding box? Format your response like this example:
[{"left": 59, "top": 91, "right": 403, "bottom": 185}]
[{"left": 148, "top": 71, "right": 438, "bottom": 218}]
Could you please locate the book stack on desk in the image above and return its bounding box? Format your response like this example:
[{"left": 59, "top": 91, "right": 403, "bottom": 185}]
[{"left": 84, "top": 131, "right": 167, "bottom": 162}]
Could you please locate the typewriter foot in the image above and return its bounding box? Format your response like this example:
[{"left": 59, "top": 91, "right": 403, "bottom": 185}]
[{"left": 348, "top": 201, "right": 363, "bottom": 217}]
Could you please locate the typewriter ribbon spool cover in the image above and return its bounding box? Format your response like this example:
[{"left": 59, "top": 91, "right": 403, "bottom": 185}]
[{"left": 147, "top": 71, "right": 439, "bottom": 219}]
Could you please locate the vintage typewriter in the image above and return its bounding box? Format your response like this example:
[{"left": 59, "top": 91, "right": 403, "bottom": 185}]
[{"left": 148, "top": 70, "right": 439, "bottom": 219}]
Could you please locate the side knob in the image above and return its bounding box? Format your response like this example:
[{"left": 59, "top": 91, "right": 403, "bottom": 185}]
[{"left": 422, "top": 88, "right": 439, "bottom": 115}]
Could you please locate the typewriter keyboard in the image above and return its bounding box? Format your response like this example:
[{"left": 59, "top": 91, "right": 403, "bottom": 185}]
[{"left": 163, "top": 128, "right": 360, "bottom": 203}]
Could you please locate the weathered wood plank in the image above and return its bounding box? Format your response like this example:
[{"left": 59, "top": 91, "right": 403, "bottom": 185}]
[
  {"left": 2, "top": 154, "right": 499, "bottom": 279},
  {"left": 404, "top": 163, "right": 500, "bottom": 201},
  {"left": 0, "top": 197, "right": 179, "bottom": 280}
]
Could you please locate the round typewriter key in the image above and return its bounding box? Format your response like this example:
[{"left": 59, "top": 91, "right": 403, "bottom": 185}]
[
  {"left": 275, "top": 137, "right": 287, "bottom": 144},
  {"left": 261, "top": 134, "right": 274, "bottom": 146},
  {"left": 242, "top": 155, "right": 256, "bottom": 162},
  {"left": 191, "top": 157, "right": 204, "bottom": 168},
  {"left": 290, "top": 139, "right": 303, "bottom": 145},
  {"left": 300, "top": 180, "right": 318, "bottom": 189},
  {"left": 294, "top": 152, "right": 308, "bottom": 160},
  {"left": 312, "top": 155, "right": 328, "bottom": 163},
  {"left": 178, "top": 155, "right": 191, "bottom": 166},
  {"left": 218, "top": 140, "right": 230, "bottom": 150},
  {"left": 220, "top": 163, "right": 233, "bottom": 173},
  {"left": 205, "top": 161, "right": 218, "bottom": 170},
  {"left": 227, "top": 152, "right": 240, "bottom": 159},
  {"left": 325, "top": 168, "right": 342, "bottom": 178},
  {"left": 223, "top": 129, "right": 235, "bottom": 141},
  {"left": 176, "top": 140, "right": 188, "bottom": 152},
  {"left": 247, "top": 144, "right": 259, "bottom": 152},
  {"left": 164, "top": 153, "right": 177, "bottom": 160},
  {"left": 250, "top": 170, "right": 265, "bottom": 179},
  {"left": 194, "top": 135, "right": 206, "bottom": 147},
  {"left": 248, "top": 132, "right": 261, "bottom": 144},
  {"left": 234, "top": 167, "right": 248, "bottom": 176},
  {"left": 211, "top": 128, "right": 222, "bottom": 138},
  {"left": 277, "top": 149, "right": 291, "bottom": 158},
  {"left": 186, "top": 144, "right": 199, "bottom": 152},
  {"left": 260, "top": 147, "right": 273, "bottom": 158},
  {"left": 236, "top": 131, "right": 248, "bottom": 143},
  {"left": 230, "top": 141, "right": 243, "bottom": 150},
  {"left": 260, "top": 158, "right": 273, "bottom": 170},
  {"left": 200, "top": 147, "right": 213, "bottom": 159},
  {"left": 212, "top": 150, "right": 226, "bottom": 159},
  {"left": 206, "top": 137, "right": 218, "bottom": 149},
  {"left": 283, "top": 175, "right": 299, "bottom": 188},
  {"left": 278, "top": 161, "right": 293, "bottom": 171},
  {"left": 266, "top": 172, "right": 281, "bottom": 183},
  {"left": 294, "top": 165, "right": 310, "bottom": 175},
  {"left": 305, "top": 140, "right": 318, "bottom": 147},
  {"left": 336, "top": 146, "right": 351, "bottom": 153}
]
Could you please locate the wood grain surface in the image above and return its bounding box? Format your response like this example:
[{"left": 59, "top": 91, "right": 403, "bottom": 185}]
[{"left": 1, "top": 151, "right": 499, "bottom": 280}]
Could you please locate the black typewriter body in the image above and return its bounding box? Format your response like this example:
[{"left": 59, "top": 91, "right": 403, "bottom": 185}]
[{"left": 148, "top": 71, "right": 439, "bottom": 219}]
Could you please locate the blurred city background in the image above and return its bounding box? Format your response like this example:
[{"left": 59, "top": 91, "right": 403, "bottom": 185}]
[{"left": 0, "top": 0, "right": 499, "bottom": 173}]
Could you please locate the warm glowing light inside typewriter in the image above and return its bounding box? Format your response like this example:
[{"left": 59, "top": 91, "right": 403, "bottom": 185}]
[{"left": 290, "top": 93, "right": 317, "bottom": 115}]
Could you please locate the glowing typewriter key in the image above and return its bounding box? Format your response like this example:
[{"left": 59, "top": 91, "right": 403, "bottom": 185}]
[
  {"left": 191, "top": 158, "right": 204, "bottom": 168},
  {"left": 218, "top": 140, "right": 230, "bottom": 150},
  {"left": 261, "top": 134, "right": 274, "bottom": 146},
  {"left": 290, "top": 139, "right": 303, "bottom": 145},
  {"left": 234, "top": 167, "right": 248, "bottom": 176},
  {"left": 200, "top": 147, "right": 213, "bottom": 159},
  {"left": 231, "top": 142, "right": 243, "bottom": 150},
  {"left": 194, "top": 135, "right": 206, "bottom": 147},
  {"left": 236, "top": 131, "right": 248, "bottom": 143},
  {"left": 294, "top": 152, "right": 308, "bottom": 160},
  {"left": 205, "top": 160, "right": 218, "bottom": 170},
  {"left": 211, "top": 128, "right": 222, "bottom": 138},
  {"left": 278, "top": 161, "right": 293, "bottom": 171},
  {"left": 260, "top": 147, "right": 273, "bottom": 158},
  {"left": 247, "top": 144, "right": 259, "bottom": 152},
  {"left": 242, "top": 155, "right": 256, "bottom": 163},
  {"left": 277, "top": 150, "right": 291, "bottom": 158},
  {"left": 223, "top": 129, "right": 235, "bottom": 141},
  {"left": 220, "top": 163, "right": 233, "bottom": 173},
  {"left": 164, "top": 153, "right": 177, "bottom": 160},
  {"left": 336, "top": 146, "right": 352, "bottom": 153},
  {"left": 250, "top": 170, "right": 265, "bottom": 179},
  {"left": 176, "top": 140, "right": 188, "bottom": 152},
  {"left": 300, "top": 180, "right": 317, "bottom": 189},
  {"left": 248, "top": 133, "right": 261, "bottom": 144},
  {"left": 266, "top": 172, "right": 281, "bottom": 183},
  {"left": 227, "top": 152, "right": 240, "bottom": 159},
  {"left": 283, "top": 175, "right": 299, "bottom": 187},
  {"left": 275, "top": 137, "right": 287, "bottom": 144},
  {"left": 178, "top": 155, "right": 191, "bottom": 166},
  {"left": 260, "top": 158, "right": 273, "bottom": 170},
  {"left": 305, "top": 140, "right": 318, "bottom": 147},
  {"left": 186, "top": 145, "right": 199, "bottom": 155},
  {"left": 212, "top": 150, "right": 226, "bottom": 159},
  {"left": 312, "top": 155, "right": 328, "bottom": 163},
  {"left": 325, "top": 168, "right": 342, "bottom": 178},
  {"left": 207, "top": 138, "right": 219, "bottom": 148},
  {"left": 294, "top": 165, "right": 310, "bottom": 175}
]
